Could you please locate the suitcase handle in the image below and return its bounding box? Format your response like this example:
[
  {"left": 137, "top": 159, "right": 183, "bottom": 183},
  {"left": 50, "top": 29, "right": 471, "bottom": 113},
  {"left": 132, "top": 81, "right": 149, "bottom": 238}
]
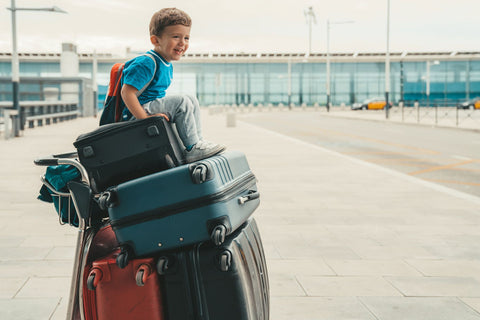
[
  {"left": 238, "top": 190, "right": 260, "bottom": 205},
  {"left": 34, "top": 154, "right": 89, "bottom": 185}
]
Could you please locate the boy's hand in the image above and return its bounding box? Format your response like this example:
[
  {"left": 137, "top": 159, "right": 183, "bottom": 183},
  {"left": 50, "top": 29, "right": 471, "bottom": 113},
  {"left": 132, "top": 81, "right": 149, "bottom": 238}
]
[{"left": 149, "top": 113, "right": 170, "bottom": 121}]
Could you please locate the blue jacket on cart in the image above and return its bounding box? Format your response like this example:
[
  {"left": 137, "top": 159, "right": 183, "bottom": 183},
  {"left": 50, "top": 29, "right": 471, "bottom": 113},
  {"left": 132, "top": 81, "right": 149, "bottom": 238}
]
[{"left": 37, "top": 164, "right": 80, "bottom": 227}]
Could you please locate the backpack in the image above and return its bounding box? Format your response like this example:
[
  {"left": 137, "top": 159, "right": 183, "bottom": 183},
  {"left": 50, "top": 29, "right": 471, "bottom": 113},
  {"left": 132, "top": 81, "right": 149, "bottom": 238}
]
[{"left": 99, "top": 54, "right": 157, "bottom": 126}]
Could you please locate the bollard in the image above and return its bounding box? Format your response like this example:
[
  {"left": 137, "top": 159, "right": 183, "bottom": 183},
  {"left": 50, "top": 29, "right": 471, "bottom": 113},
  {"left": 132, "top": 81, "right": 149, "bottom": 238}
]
[
  {"left": 4, "top": 109, "right": 20, "bottom": 139},
  {"left": 208, "top": 105, "right": 215, "bottom": 115},
  {"left": 399, "top": 101, "right": 404, "bottom": 122},
  {"left": 414, "top": 101, "right": 420, "bottom": 123},
  {"left": 226, "top": 112, "right": 236, "bottom": 127}
]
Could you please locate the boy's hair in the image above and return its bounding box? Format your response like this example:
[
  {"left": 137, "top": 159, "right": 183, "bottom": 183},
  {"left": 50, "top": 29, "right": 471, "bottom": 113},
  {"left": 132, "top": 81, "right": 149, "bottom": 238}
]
[{"left": 150, "top": 8, "right": 192, "bottom": 36}]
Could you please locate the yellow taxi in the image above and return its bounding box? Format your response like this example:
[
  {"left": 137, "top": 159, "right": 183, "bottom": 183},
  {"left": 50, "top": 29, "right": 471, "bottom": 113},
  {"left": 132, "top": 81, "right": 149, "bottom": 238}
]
[
  {"left": 351, "top": 97, "right": 391, "bottom": 110},
  {"left": 457, "top": 97, "right": 480, "bottom": 110}
]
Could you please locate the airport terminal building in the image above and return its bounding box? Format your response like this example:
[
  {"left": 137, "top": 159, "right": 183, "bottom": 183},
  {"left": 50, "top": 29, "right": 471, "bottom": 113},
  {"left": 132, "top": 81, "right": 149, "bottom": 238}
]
[{"left": 0, "top": 49, "right": 479, "bottom": 108}]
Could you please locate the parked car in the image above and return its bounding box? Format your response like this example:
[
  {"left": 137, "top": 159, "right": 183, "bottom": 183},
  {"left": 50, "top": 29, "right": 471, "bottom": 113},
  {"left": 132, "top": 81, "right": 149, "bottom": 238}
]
[
  {"left": 456, "top": 97, "right": 480, "bottom": 110},
  {"left": 351, "top": 97, "right": 392, "bottom": 110}
]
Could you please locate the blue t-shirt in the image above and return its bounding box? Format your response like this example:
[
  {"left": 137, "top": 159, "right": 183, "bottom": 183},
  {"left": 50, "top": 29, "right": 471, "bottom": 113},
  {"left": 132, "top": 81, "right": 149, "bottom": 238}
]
[{"left": 122, "top": 50, "right": 173, "bottom": 105}]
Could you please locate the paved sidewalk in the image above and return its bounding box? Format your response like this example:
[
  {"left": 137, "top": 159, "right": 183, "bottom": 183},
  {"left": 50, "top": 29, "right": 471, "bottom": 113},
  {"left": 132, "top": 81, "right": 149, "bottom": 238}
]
[{"left": 1, "top": 110, "right": 480, "bottom": 319}]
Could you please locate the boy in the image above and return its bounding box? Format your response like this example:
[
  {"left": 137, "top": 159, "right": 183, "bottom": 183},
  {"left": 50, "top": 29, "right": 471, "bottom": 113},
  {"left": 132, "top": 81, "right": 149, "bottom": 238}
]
[{"left": 121, "top": 7, "right": 225, "bottom": 163}]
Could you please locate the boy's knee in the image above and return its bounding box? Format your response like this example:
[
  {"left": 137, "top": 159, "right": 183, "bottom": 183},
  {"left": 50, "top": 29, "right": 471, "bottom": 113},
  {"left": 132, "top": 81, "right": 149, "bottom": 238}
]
[{"left": 175, "top": 95, "right": 195, "bottom": 113}]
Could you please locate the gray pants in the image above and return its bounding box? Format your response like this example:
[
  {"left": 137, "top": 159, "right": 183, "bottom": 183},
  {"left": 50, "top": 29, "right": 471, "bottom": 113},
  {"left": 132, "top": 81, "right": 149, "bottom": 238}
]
[{"left": 143, "top": 94, "right": 202, "bottom": 148}]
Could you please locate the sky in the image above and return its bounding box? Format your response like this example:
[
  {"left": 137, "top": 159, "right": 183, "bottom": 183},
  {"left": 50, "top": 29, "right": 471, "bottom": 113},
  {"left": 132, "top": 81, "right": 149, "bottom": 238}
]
[{"left": 0, "top": 0, "right": 479, "bottom": 56}]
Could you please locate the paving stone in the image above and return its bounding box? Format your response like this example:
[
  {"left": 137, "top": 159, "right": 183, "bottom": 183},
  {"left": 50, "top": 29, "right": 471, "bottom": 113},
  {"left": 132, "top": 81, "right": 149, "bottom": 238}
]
[
  {"left": 268, "top": 273, "right": 307, "bottom": 297},
  {"left": 405, "top": 259, "right": 480, "bottom": 277},
  {"left": 385, "top": 276, "right": 480, "bottom": 297},
  {"left": 271, "top": 297, "right": 377, "bottom": 320},
  {"left": 360, "top": 297, "right": 480, "bottom": 320},
  {"left": 461, "top": 298, "right": 480, "bottom": 314},
  {"left": 0, "top": 298, "right": 60, "bottom": 320},
  {"left": 0, "top": 278, "right": 27, "bottom": 298},
  {"left": 297, "top": 275, "right": 402, "bottom": 297},
  {"left": 326, "top": 259, "right": 422, "bottom": 276},
  {"left": 15, "top": 277, "right": 70, "bottom": 298},
  {"left": 0, "top": 260, "right": 73, "bottom": 278},
  {"left": 267, "top": 259, "right": 336, "bottom": 276}
]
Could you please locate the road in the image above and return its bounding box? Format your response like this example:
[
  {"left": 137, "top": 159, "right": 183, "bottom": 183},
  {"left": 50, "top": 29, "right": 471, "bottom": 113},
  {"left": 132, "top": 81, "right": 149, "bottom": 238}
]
[{"left": 239, "top": 111, "right": 480, "bottom": 197}]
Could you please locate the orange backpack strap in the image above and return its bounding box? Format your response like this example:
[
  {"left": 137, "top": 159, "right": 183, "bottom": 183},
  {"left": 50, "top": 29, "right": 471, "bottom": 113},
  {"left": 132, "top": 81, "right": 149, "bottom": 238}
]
[
  {"left": 107, "top": 63, "right": 124, "bottom": 97},
  {"left": 113, "top": 64, "right": 125, "bottom": 122}
]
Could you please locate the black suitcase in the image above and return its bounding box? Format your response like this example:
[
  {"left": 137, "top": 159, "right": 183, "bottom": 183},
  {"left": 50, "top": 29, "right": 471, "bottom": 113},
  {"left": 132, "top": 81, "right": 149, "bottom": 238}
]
[
  {"left": 73, "top": 116, "right": 184, "bottom": 192},
  {"left": 156, "top": 218, "right": 269, "bottom": 320}
]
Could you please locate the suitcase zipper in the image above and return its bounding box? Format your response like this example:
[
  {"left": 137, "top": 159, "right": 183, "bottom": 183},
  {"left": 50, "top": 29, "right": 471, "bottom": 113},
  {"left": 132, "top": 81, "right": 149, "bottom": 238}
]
[{"left": 110, "top": 172, "right": 257, "bottom": 228}]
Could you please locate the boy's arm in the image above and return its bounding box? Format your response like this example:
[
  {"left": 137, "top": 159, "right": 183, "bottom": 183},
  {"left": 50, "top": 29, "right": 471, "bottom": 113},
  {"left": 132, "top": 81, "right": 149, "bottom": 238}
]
[{"left": 121, "top": 84, "right": 149, "bottom": 119}]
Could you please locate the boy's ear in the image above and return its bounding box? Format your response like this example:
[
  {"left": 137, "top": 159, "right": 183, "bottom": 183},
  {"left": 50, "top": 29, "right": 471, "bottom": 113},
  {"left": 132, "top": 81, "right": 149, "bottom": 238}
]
[{"left": 150, "top": 35, "right": 159, "bottom": 45}]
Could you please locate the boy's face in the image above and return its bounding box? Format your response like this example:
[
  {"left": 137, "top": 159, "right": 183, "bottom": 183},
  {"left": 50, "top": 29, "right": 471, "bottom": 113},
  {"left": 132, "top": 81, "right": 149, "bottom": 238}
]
[{"left": 151, "top": 24, "right": 190, "bottom": 62}]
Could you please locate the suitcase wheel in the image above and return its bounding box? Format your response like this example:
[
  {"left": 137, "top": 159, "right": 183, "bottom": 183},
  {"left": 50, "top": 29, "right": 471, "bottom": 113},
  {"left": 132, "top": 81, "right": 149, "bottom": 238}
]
[
  {"left": 211, "top": 224, "right": 227, "bottom": 246},
  {"left": 136, "top": 269, "right": 145, "bottom": 286},
  {"left": 219, "top": 250, "right": 232, "bottom": 272},
  {"left": 116, "top": 247, "right": 130, "bottom": 269},
  {"left": 135, "top": 264, "right": 152, "bottom": 287},
  {"left": 156, "top": 257, "right": 170, "bottom": 275},
  {"left": 87, "top": 269, "right": 102, "bottom": 290}
]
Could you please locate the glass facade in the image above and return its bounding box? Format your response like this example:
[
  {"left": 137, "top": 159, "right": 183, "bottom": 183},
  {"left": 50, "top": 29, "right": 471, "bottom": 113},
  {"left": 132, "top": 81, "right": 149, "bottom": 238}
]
[{"left": 1, "top": 55, "right": 479, "bottom": 108}]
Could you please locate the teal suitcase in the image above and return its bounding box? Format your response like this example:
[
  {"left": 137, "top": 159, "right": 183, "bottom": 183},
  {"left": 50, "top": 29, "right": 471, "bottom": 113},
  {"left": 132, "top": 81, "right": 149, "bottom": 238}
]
[{"left": 101, "top": 151, "right": 260, "bottom": 258}]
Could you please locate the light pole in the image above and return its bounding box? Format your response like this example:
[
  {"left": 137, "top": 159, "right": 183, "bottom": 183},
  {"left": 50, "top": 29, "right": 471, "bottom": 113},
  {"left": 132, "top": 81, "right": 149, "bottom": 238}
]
[
  {"left": 304, "top": 6, "right": 317, "bottom": 56},
  {"left": 385, "top": 0, "right": 391, "bottom": 119},
  {"left": 326, "top": 19, "right": 354, "bottom": 112},
  {"left": 425, "top": 60, "right": 440, "bottom": 108},
  {"left": 7, "top": 0, "right": 67, "bottom": 133}
]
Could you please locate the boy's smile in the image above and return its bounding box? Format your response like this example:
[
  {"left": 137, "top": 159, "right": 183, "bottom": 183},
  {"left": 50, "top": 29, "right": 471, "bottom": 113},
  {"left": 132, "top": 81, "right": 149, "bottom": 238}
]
[{"left": 151, "top": 25, "right": 190, "bottom": 62}]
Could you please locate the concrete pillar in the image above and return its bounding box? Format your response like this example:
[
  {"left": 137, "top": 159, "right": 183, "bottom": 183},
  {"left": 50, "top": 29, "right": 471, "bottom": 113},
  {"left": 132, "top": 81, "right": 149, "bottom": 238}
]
[{"left": 60, "top": 43, "right": 79, "bottom": 102}]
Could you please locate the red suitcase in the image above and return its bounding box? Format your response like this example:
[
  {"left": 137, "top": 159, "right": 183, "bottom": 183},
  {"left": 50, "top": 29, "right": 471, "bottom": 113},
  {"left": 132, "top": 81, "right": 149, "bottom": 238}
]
[{"left": 83, "top": 249, "right": 165, "bottom": 320}]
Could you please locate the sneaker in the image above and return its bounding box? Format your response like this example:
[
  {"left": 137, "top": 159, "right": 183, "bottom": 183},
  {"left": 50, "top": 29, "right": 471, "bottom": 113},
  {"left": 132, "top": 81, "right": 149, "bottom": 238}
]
[{"left": 184, "top": 140, "right": 226, "bottom": 163}]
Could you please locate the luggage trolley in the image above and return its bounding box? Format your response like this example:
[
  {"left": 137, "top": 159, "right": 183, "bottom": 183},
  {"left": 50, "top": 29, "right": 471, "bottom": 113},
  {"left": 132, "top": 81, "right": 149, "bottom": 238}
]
[
  {"left": 35, "top": 149, "right": 270, "bottom": 320},
  {"left": 35, "top": 152, "right": 103, "bottom": 320}
]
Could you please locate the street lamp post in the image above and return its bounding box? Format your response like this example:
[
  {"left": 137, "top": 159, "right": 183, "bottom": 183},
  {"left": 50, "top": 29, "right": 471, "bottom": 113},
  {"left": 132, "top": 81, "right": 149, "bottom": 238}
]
[
  {"left": 7, "top": 0, "right": 67, "bottom": 133},
  {"left": 304, "top": 6, "right": 317, "bottom": 56},
  {"left": 326, "top": 19, "right": 354, "bottom": 112},
  {"left": 385, "top": 0, "right": 391, "bottom": 119}
]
